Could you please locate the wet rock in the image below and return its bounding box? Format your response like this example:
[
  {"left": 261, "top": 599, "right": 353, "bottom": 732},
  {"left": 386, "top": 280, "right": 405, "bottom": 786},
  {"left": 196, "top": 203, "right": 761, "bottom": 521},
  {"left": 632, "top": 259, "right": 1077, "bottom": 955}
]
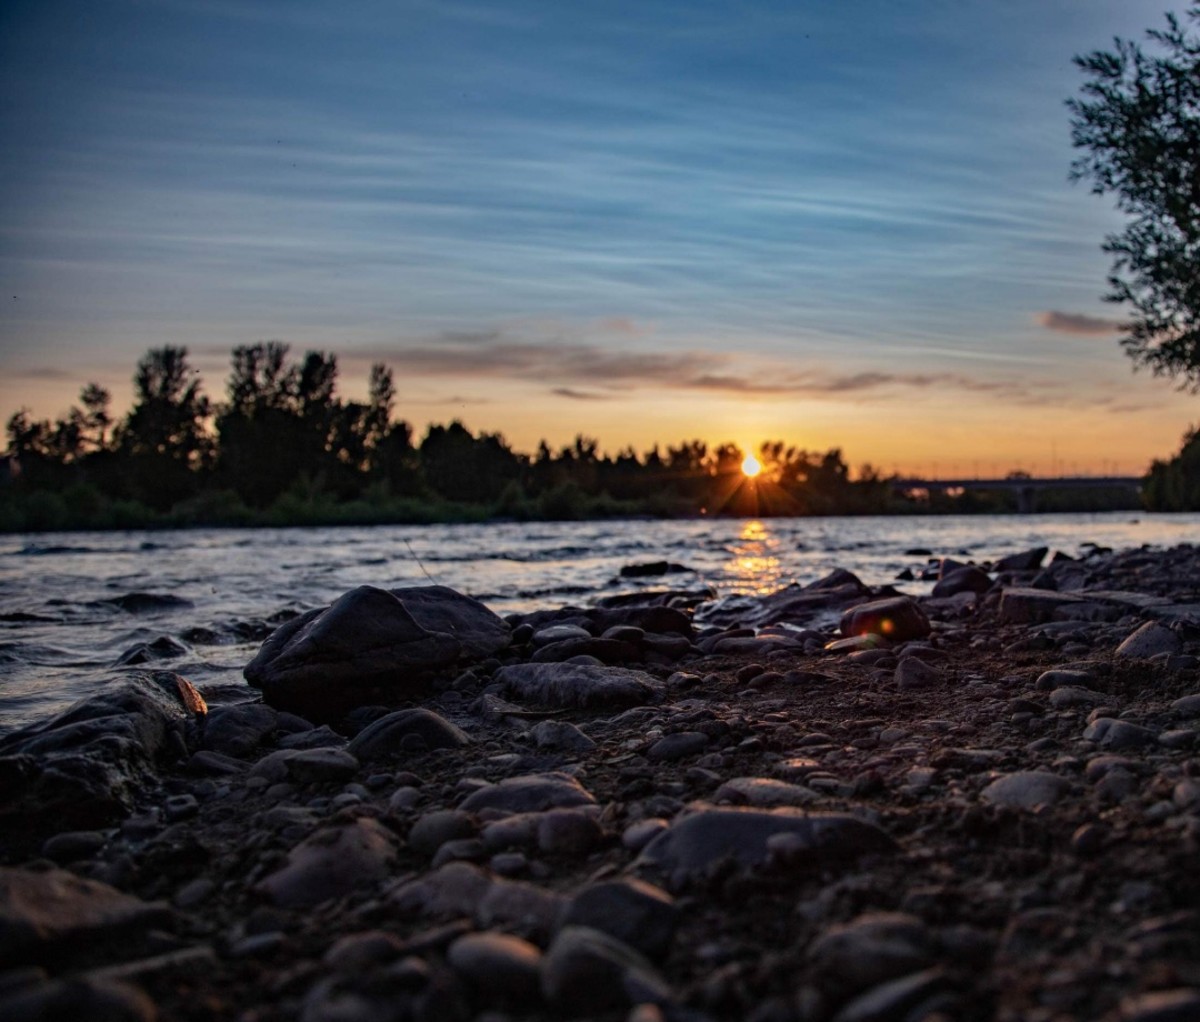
[
  {"left": 103, "top": 592, "right": 193, "bottom": 614},
  {"left": 532, "top": 624, "right": 592, "bottom": 646},
  {"left": 347, "top": 708, "right": 471, "bottom": 759},
  {"left": 840, "top": 597, "right": 930, "bottom": 643},
  {"left": 563, "top": 879, "right": 678, "bottom": 959},
  {"left": 201, "top": 702, "right": 279, "bottom": 758},
  {"left": 258, "top": 817, "right": 399, "bottom": 909},
  {"left": 1115, "top": 621, "right": 1182, "bottom": 659},
  {"left": 447, "top": 931, "right": 542, "bottom": 1004},
  {"left": 245, "top": 585, "right": 510, "bottom": 720},
  {"left": 0, "top": 867, "right": 171, "bottom": 967},
  {"left": 540, "top": 926, "right": 672, "bottom": 1014},
  {"left": 636, "top": 806, "right": 896, "bottom": 880},
  {"left": 459, "top": 773, "right": 597, "bottom": 814},
  {"left": 980, "top": 771, "right": 1071, "bottom": 809},
  {"left": 620, "top": 561, "right": 691, "bottom": 578},
  {"left": 695, "top": 570, "right": 869, "bottom": 630},
  {"left": 532, "top": 637, "right": 642, "bottom": 665},
  {"left": 116, "top": 634, "right": 189, "bottom": 666},
  {"left": 496, "top": 663, "right": 662, "bottom": 709},
  {"left": 0, "top": 672, "right": 205, "bottom": 844}
]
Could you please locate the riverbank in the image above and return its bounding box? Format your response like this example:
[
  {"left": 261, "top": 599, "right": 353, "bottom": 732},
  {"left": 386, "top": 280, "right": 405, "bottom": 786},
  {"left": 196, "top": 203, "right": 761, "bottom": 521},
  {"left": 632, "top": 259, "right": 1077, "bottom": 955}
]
[{"left": 1, "top": 543, "right": 1198, "bottom": 1021}]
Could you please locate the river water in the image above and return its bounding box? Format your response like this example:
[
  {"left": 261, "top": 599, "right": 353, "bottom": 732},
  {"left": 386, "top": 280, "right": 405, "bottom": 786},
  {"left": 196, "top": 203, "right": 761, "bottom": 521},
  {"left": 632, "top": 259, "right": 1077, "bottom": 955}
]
[{"left": 2, "top": 512, "right": 1197, "bottom": 735}]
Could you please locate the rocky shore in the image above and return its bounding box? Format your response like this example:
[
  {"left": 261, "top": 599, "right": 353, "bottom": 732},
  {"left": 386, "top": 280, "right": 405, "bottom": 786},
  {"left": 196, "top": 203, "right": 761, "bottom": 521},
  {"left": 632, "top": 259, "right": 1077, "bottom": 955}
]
[{"left": 2, "top": 543, "right": 1199, "bottom": 1022}]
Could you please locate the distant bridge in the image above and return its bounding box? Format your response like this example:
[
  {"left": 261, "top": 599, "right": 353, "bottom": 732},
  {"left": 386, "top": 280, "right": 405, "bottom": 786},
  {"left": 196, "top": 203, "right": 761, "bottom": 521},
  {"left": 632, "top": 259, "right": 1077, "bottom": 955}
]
[{"left": 892, "top": 475, "right": 1143, "bottom": 513}]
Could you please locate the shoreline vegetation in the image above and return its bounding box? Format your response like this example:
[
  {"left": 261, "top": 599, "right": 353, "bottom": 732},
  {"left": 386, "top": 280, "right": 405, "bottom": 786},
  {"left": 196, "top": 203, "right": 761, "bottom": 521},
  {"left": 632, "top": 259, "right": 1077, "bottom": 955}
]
[{"left": 5, "top": 343, "right": 1184, "bottom": 534}]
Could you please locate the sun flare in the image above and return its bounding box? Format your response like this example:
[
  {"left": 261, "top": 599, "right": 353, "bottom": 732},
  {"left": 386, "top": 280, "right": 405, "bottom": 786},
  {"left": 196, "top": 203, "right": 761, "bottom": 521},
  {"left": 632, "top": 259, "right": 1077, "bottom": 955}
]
[{"left": 741, "top": 453, "right": 762, "bottom": 478}]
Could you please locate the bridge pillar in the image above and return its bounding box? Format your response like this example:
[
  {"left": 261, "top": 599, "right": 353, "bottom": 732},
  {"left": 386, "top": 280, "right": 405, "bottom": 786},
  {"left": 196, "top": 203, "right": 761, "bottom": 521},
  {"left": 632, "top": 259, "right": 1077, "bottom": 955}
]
[{"left": 1016, "top": 486, "right": 1037, "bottom": 514}]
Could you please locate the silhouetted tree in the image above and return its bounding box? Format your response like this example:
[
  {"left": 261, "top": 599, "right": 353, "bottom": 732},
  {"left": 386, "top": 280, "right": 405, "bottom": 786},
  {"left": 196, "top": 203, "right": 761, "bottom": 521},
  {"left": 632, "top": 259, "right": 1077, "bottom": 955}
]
[
  {"left": 114, "top": 347, "right": 212, "bottom": 507},
  {"left": 1069, "top": 3, "right": 1200, "bottom": 386},
  {"left": 419, "top": 421, "right": 522, "bottom": 503}
]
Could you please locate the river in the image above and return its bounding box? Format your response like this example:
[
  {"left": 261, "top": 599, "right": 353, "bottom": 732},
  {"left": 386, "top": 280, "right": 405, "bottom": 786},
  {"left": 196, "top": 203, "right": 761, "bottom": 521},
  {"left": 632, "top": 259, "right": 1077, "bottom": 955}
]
[{"left": 2, "top": 511, "right": 1197, "bottom": 734}]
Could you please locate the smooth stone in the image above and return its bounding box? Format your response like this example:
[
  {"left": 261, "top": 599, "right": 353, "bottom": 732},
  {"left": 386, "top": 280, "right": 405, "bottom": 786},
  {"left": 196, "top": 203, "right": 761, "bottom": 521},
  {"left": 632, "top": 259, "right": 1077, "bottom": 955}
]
[
  {"left": 448, "top": 931, "right": 542, "bottom": 1003},
  {"left": 808, "top": 912, "right": 936, "bottom": 993},
  {"left": 830, "top": 967, "right": 950, "bottom": 1022},
  {"left": 244, "top": 584, "right": 510, "bottom": 720},
  {"left": 840, "top": 597, "right": 931, "bottom": 643},
  {"left": 1049, "top": 686, "right": 1107, "bottom": 708},
  {"left": 536, "top": 808, "right": 603, "bottom": 855},
  {"left": 714, "top": 777, "right": 819, "bottom": 807},
  {"left": 1115, "top": 621, "right": 1182, "bottom": 659},
  {"left": 41, "top": 831, "right": 107, "bottom": 863},
  {"left": 1036, "top": 668, "right": 1096, "bottom": 690},
  {"left": 347, "top": 708, "right": 470, "bottom": 759},
  {"left": 531, "top": 624, "right": 592, "bottom": 646},
  {"left": 323, "top": 930, "right": 404, "bottom": 971},
  {"left": 408, "top": 810, "right": 479, "bottom": 857},
  {"left": 895, "top": 657, "right": 941, "bottom": 690},
  {"left": 0, "top": 867, "right": 171, "bottom": 967},
  {"left": 980, "top": 771, "right": 1071, "bottom": 809},
  {"left": 496, "top": 662, "right": 662, "bottom": 709},
  {"left": 540, "top": 926, "right": 672, "bottom": 1014},
  {"left": 646, "top": 732, "right": 709, "bottom": 762},
  {"left": 932, "top": 565, "right": 991, "bottom": 598},
  {"left": 0, "top": 976, "right": 156, "bottom": 1022},
  {"left": 1083, "top": 718, "right": 1157, "bottom": 750},
  {"left": 257, "top": 817, "right": 398, "bottom": 909},
  {"left": 562, "top": 879, "right": 678, "bottom": 959},
  {"left": 622, "top": 819, "right": 669, "bottom": 852},
  {"left": 532, "top": 637, "right": 642, "bottom": 664},
  {"left": 249, "top": 747, "right": 359, "bottom": 784},
  {"left": 636, "top": 806, "right": 896, "bottom": 879},
  {"left": 1171, "top": 694, "right": 1200, "bottom": 716},
  {"left": 459, "top": 773, "right": 597, "bottom": 814},
  {"left": 531, "top": 719, "right": 597, "bottom": 753},
  {"left": 1117, "top": 988, "right": 1200, "bottom": 1022}
]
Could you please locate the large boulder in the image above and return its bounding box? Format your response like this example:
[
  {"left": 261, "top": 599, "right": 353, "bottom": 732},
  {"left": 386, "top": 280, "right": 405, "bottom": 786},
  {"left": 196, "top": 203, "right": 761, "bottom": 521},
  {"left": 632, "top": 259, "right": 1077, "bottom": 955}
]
[
  {"left": 0, "top": 672, "right": 205, "bottom": 851},
  {"left": 244, "top": 585, "right": 510, "bottom": 720}
]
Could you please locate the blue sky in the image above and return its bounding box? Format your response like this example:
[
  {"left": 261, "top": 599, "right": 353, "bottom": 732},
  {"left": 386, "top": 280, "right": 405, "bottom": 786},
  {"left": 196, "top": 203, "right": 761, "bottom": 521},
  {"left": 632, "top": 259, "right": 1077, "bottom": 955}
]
[{"left": 0, "top": 0, "right": 1193, "bottom": 473}]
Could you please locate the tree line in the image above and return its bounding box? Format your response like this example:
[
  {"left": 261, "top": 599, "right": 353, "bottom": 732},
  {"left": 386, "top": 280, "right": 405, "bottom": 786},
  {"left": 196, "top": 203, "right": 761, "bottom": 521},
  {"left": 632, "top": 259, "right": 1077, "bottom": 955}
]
[
  {"left": 1, "top": 343, "right": 1160, "bottom": 531},
  {"left": 1, "top": 343, "right": 902, "bottom": 529}
]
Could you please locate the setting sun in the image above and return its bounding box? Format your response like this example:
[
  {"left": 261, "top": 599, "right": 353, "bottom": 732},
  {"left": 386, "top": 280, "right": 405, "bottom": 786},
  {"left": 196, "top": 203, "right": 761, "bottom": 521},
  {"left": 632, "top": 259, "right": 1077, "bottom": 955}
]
[{"left": 741, "top": 453, "right": 763, "bottom": 478}]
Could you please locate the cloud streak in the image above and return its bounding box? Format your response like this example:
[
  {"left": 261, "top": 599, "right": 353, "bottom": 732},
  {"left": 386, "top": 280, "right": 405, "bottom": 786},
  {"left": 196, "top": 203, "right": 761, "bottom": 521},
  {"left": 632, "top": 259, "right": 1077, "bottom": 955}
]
[{"left": 1036, "top": 311, "right": 1127, "bottom": 336}]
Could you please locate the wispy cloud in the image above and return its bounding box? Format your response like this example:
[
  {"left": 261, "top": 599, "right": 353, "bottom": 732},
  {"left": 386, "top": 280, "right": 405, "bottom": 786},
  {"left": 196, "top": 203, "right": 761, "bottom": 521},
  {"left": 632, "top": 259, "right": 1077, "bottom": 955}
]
[
  {"left": 551, "top": 387, "right": 612, "bottom": 400},
  {"left": 1036, "top": 311, "right": 1127, "bottom": 336}
]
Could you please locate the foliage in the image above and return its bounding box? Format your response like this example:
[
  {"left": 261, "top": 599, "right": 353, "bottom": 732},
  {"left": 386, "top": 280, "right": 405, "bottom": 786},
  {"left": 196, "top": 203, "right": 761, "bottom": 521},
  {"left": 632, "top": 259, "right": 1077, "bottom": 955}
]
[
  {"left": 1068, "top": 3, "right": 1200, "bottom": 386},
  {"left": 1144, "top": 426, "right": 1200, "bottom": 509}
]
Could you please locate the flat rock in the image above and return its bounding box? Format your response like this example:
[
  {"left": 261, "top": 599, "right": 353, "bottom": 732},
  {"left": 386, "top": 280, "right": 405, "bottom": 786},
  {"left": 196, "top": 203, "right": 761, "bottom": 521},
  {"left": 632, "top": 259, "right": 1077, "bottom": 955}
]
[
  {"left": 347, "top": 708, "right": 470, "bottom": 759},
  {"left": 200, "top": 702, "right": 278, "bottom": 758},
  {"left": 840, "top": 597, "right": 930, "bottom": 643},
  {"left": 1083, "top": 718, "right": 1157, "bottom": 750},
  {"left": 531, "top": 719, "right": 597, "bottom": 753},
  {"left": 998, "top": 588, "right": 1084, "bottom": 624},
  {"left": 257, "top": 817, "right": 398, "bottom": 909},
  {"left": 0, "top": 867, "right": 171, "bottom": 967},
  {"left": 636, "top": 805, "right": 896, "bottom": 880},
  {"left": 496, "top": 662, "right": 662, "bottom": 709},
  {"left": 980, "top": 771, "right": 1072, "bottom": 809},
  {"left": 895, "top": 657, "right": 942, "bottom": 690},
  {"left": 995, "top": 547, "right": 1048, "bottom": 572},
  {"left": 249, "top": 747, "right": 358, "bottom": 784},
  {"left": 244, "top": 585, "right": 509, "bottom": 720},
  {"left": 459, "top": 772, "right": 597, "bottom": 814}
]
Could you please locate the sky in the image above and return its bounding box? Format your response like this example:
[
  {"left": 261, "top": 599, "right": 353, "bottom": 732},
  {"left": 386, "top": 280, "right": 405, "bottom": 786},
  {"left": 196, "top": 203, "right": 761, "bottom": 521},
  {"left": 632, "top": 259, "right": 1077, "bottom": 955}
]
[{"left": 1, "top": 0, "right": 1195, "bottom": 477}]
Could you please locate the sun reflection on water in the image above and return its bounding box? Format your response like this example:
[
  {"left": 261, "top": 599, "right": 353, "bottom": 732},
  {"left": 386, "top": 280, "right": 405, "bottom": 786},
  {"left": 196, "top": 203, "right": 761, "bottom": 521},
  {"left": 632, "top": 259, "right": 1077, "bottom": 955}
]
[{"left": 727, "top": 518, "right": 785, "bottom": 595}]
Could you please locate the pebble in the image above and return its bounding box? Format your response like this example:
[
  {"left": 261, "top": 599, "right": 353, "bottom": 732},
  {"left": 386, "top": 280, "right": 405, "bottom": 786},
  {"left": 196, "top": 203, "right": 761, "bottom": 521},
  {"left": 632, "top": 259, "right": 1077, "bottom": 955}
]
[
  {"left": 539, "top": 926, "right": 672, "bottom": 1014},
  {"left": 531, "top": 719, "right": 597, "bottom": 753},
  {"left": 257, "top": 817, "right": 398, "bottom": 909},
  {"left": 1115, "top": 621, "right": 1182, "bottom": 659},
  {"left": 646, "top": 732, "right": 709, "bottom": 762},
  {"left": 1083, "top": 718, "right": 1158, "bottom": 750},
  {"left": 980, "top": 771, "right": 1072, "bottom": 810},
  {"left": 459, "top": 773, "right": 597, "bottom": 814},
  {"left": 447, "top": 931, "right": 542, "bottom": 1004},
  {"left": 409, "top": 810, "right": 479, "bottom": 857},
  {"left": 562, "top": 879, "right": 678, "bottom": 959}
]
